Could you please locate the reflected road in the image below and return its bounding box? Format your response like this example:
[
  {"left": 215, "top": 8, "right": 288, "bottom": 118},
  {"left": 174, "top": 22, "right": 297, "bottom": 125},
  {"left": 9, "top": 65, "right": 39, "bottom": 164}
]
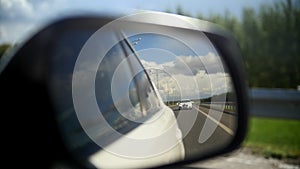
[{"left": 171, "top": 103, "right": 237, "bottom": 159}]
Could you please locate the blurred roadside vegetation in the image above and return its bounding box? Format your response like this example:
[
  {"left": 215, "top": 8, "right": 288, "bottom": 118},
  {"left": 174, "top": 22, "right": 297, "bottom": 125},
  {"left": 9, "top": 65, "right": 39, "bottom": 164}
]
[
  {"left": 168, "top": 0, "right": 300, "bottom": 89},
  {"left": 0, "top": 0, "right": 299, "bottom": 89},
  {"left": 0, "top": 44, "right": 11, "bottom": 59}
]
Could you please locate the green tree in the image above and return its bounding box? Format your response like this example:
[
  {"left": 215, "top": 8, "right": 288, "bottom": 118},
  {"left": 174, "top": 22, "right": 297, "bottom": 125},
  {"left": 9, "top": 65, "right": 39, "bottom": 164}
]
[
  {"left": 171, "top": 0, "right": 300, "bottom": 89},
  {"left": 0, "top": 44, "right": 11, "bottom": 59},
  {"left": 231, "top": 0, "right": 299, "bottom": 88}
]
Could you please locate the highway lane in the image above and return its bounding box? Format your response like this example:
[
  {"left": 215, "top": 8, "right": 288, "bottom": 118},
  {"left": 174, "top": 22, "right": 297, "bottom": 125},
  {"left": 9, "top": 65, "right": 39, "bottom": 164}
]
[
  {"left": 197, "top": 105, "right": 237, "bottom": 136},
  {"left": 171, "top": 104, "right": 237, "bottom": 160}
]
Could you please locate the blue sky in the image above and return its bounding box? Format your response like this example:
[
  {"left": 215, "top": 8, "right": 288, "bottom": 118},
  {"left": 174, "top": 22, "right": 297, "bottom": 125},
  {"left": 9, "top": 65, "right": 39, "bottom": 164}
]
[
  {"left": 0, "top": 0, "right": 274, "bottom": 44},
  {"left": 129, "top": 33, "right": 197, "bottom": 62}
]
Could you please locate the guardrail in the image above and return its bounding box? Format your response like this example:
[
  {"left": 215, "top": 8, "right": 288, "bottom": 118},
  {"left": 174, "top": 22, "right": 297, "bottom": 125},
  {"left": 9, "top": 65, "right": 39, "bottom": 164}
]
[
  {"left": 198, "top": 89, "right": 300, "bottom": 119},
  {"left": 249, "top": 88, "right": 300, "bottom": 119},
  {"left": 200, "top": 102, "right": 236, "bottom": 116}
]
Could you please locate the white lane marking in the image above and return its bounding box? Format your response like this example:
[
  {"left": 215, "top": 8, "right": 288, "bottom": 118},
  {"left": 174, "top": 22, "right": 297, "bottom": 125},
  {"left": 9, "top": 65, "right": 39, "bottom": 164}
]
[{"left": 193, "top": 106, "right": 234, "bottom": 136}]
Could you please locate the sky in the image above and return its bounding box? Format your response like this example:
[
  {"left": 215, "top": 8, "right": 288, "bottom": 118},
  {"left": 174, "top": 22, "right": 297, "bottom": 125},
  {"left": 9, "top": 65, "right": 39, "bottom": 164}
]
[
  {"left": 128, "top": 33, "right": 232, "bottom": 100},
  {"left": 0, "top": 0, "right": 275, "bottom": 44}
]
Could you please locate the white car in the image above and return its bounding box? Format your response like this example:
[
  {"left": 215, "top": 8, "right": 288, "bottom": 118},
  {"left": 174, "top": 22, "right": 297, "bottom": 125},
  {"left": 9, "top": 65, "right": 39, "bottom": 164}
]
[
  {"left": 177, "top": 99, "right": 194, "bottom": 110},
  {"left": 71, "top": 34, "right": 185, "bottom": 168}
]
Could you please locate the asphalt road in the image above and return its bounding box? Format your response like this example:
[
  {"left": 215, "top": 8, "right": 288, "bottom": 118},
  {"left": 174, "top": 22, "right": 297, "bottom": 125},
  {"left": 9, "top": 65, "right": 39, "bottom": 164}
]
[
  {"left": 170, "top": 104, "right": 300, "bottom": 169},
  {"left": 171, "top": 104, "right": 237, "bottom": 160}
]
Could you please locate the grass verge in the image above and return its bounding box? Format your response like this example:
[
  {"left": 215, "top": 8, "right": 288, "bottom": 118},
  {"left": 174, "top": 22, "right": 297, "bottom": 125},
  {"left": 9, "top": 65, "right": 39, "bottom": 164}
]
[{"left": 243, "top": 117, "right": 300, "bottom": 161}]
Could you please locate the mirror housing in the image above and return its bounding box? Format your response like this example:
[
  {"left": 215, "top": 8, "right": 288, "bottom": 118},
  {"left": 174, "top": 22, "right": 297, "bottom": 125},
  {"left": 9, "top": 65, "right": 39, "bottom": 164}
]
[{"left": 0, "top": 12, "right": 248, "bottom": 168}]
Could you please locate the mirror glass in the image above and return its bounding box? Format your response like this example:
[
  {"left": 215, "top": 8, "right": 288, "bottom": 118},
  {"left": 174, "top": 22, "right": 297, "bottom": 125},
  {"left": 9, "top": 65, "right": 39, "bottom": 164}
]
[
  {"left": 128, "top": 32, "right": 237, "bottom": 160},
  {"left": 49, "top": 15, "right": 237, "bottom": 169}
]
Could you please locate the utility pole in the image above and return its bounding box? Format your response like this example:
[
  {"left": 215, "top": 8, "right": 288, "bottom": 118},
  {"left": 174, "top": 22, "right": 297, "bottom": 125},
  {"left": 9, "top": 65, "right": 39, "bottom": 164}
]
[{"left": 156, "top": 70, "right": 159, "bottom": 90}]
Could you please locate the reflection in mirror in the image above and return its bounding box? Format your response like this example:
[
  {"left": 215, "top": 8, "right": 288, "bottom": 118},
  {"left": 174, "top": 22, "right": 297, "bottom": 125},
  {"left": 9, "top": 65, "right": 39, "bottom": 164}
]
[
  {"left": 129, "top": 32, "right": 237, "bottom": 160},
  {"left": 49, "top": 18, "right": 238, "bottom": 169}
]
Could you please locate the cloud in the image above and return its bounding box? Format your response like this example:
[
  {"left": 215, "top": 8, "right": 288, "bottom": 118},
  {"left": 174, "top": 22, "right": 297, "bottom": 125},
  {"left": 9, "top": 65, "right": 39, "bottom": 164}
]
[
  {"left": 0, "top": 0, "right": 134, "bottom": 44},
  {"left": 0, "top": 0, "right": 69, "bottom": 43},
  {"left": 0, "top": 0, "right": 34, "bottom": 21},
  {"left": 0, "top": 0, "right": 39, "bottom": 43},
  {"left": 0, "top": 0, "right": 68, "bottom": 21},
  {"left": 141, "top": 53, "right": 232, "bottom": 99},
  {"left": 200, "top": 52, "right": 226, "bottom": 74},
  {"left": 141, "top": 52, "right": 225, "bottom": 76},
  {"left": 151, "top": 70, "right": 232, "bottom": 100}
]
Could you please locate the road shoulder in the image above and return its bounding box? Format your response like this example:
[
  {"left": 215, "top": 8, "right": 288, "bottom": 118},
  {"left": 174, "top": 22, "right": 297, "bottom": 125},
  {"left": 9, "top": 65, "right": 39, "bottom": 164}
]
[{"left": 187, "top": 148, "right": 299, "bottom": 169}]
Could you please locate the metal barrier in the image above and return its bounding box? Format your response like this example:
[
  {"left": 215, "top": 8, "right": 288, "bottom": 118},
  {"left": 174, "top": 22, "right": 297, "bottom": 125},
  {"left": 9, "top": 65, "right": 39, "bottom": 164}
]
[
  {"left": 200, "top": 102, "right": 236, "bottom": 116},
  {"left": 199, "top": 88, "right": 300, "bottom": 119},
  {"left": 249, "top": 88, "right": 300, "bottom": 119}
]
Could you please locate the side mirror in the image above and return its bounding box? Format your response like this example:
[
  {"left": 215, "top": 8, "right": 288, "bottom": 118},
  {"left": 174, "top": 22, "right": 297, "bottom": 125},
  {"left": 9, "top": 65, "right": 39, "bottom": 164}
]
[{"left": 0, "top": 12, "right": 248, "bottom": 168}]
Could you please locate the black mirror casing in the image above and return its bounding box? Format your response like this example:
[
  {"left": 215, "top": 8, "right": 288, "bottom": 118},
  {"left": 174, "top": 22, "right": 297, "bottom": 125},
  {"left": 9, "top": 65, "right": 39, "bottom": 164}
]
[{"left": 0, "top": 13, "right": 248, "bottom": 168}]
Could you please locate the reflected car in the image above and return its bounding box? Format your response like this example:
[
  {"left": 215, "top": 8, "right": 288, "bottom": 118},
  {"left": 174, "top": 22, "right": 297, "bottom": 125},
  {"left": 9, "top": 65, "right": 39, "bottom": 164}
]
[
  {"left": 177, "top": 99, "right": 194, "bottom": 110},
  {"left": 55, "top": 33, "right": 185, "bottom": 168},
  {"left": 92, "top": 38, "right": 185, "bottom": 168}
]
